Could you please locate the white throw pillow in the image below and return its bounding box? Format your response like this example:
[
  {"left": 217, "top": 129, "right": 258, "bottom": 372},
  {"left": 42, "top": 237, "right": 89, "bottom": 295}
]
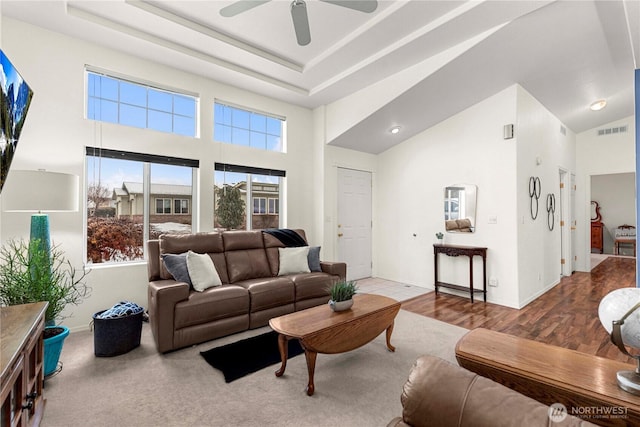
[
  {"left": 186, "top": 251, "right": 222, "bottom": 292},
  {"left": 278, "top": 247, "right": 311, "bottom": 276}
]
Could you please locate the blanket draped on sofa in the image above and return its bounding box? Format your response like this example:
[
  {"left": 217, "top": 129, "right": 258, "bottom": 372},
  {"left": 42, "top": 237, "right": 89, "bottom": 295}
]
[{"left": 262, "top": 228, "right": 307, "bottom": 247}]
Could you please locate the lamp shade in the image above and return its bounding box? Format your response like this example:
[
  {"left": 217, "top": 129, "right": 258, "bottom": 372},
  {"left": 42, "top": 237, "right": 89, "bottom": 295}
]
[
  {"left": 599, "top": 287, "right": 640, "bottom": 349},
  {"left": 1, "top": 170, "right": 79, "bottom": 212}
]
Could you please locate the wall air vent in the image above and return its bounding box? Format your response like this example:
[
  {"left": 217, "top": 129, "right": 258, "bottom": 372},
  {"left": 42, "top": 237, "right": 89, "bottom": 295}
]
[
  {"left": 597, "top": 125, "right": 628, "bottom": 136},
  {"left": 560, "top": 125, "right": 567, "bottom": 135}
]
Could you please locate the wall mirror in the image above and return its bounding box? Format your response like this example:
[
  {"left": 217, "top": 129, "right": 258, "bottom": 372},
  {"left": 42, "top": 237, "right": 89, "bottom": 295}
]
[
  {"left": 591, "top": 201, "right": 602, "bottom": 222},
  {"left": 444, "top": 184, "right": 477, "bottom": 233}
]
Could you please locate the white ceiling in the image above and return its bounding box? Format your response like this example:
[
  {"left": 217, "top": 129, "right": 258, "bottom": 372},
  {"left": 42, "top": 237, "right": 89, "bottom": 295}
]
[{"left": 2, "top": 0, "right": 639, "bottom": 154}]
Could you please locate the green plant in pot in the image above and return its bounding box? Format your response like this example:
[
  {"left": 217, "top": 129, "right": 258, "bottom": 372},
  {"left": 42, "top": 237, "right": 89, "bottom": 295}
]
[
  {"left": 328, "top": 280, "right": 358, "bottom": 312},
  {"left": 0, "top": 238, "right": 90, "bottom": 377}
]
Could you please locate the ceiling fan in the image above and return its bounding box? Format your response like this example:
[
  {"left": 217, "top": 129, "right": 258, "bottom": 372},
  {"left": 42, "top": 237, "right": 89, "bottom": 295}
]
[{"left": 220, "top": 0, "right": 378, "bottom": 46}]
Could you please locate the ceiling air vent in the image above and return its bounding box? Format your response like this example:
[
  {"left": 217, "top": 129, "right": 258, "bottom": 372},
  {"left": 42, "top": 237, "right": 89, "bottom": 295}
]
[{"left": 597, "top": 125, "right": 628, "bottom": 136}]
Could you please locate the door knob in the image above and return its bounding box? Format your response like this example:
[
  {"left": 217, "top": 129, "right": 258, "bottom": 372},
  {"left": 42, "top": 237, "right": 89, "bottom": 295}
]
[{"left": 338, "top": 233, "right": 343, "bottom": 237}]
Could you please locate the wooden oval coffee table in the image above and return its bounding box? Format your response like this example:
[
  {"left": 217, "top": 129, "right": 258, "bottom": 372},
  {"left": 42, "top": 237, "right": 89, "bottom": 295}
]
[{"left": 269, "top": 293, "right": 401, "bottom": 396}]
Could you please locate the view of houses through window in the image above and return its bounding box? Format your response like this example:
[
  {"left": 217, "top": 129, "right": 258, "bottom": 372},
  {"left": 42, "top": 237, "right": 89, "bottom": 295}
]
[
  {"left": 214, "top": 164, "right": 284, "bottom": 230},
  {"left": 86, "top": 148, "right": 196, "bottom": 264}
]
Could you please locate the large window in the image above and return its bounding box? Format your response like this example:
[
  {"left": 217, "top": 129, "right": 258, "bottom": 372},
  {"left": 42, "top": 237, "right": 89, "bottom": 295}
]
[
  {"left": 87, "top": 69, "right": 198, "bottom": 137},
  {"left": 214, "top": 163, "right": 285, "bottom": 230},
  {"left": 214, "top": 101, "right": 285, "bottom": 151},
  {"left": 86, "top": 147, "right": 198, "bottom": 264}
]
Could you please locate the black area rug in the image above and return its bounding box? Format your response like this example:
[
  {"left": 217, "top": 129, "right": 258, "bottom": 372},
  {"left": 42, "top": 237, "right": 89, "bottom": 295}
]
[{"left": 200, "top": 331, "right": 304, "bottom": 383}]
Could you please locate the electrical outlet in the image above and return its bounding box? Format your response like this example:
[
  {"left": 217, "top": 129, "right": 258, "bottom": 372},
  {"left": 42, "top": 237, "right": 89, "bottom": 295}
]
[{"left": 489, "top": 277, "right": 498, "bottom": 287}]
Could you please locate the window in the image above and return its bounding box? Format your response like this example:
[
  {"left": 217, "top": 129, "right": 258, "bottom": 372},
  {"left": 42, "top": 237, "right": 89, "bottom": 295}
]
[
  {"left": 155, "top": 198, "right": 171, "bottom": 214},
  {"left": 86, "top": 147, "right": 198, "bottom": 264},
  {"left": 253, "top": 197, "right": 266, "bottom": 214},
  {"left": 174, "top": 199, "right": 189, "bottom": 214},
  {"left": 214, "top": 101, "right": 284, "bottom": 151},
  {"left": 268, "top": 198, "right": 279, "bottom": 215},
  {"left": 214, "top": 163, "right": 285, "bottom": 230},
  {"left": 87, "top": 70, "right": 198, "bottom": 137}
]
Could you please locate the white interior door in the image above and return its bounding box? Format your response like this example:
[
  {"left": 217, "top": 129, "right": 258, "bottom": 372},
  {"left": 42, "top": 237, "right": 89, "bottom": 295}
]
[{"left": 337, "top": 168, "right": 372, "bottom": 280}]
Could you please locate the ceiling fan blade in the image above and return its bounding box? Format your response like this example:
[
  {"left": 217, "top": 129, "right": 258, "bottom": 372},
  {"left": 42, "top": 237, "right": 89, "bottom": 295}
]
[
  {"left": 220, "top": 0, "right": 271, "bottom": 17},
  {"left": 290, "top": 1, "right": 311, "bottom": 46},
  {"left": 320, "top": 0, "right": 378, "bottom": 13}
]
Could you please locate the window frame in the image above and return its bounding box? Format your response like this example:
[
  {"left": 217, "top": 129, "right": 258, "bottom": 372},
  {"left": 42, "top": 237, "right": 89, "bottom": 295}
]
[
  {"left": 174, "top": 198, "right": 189, "bottom": 214},
  {"left": 85, "top": 147, "right": 199, "bottom": 265},
  {"left": 253, "top": 197, "right": 267, "bottom": 214},
  {"left": 214, "top": 100, "right": 285, "bottom": 152},
  {"left": 214, "top": 163, "right": 285, "bottom": 230},
  {"left": 86, "top": 67, "right": 199, "bottom": 137},
  {"left": 155, "top": 198, "right": 172, "bottom": 214}
]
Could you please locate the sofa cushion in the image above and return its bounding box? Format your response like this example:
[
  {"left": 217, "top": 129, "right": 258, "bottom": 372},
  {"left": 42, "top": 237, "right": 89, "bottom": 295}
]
[
  {"left": 160, "top": 233, "right": 229, "bottom": 284},
  {"left": 174, "top": 285, "right": 249, "bottom": 329},
  {"left": 290, "top": 272, "right": 334, "bottom": 301},
  {"left": 263, "top": 229, "right": 308, "bottom": 276},
  {"left": 159, "top": 232, "right": 229, "bottom": 283},
  {"left": 162, "top": 253, "right": 191, "bottom": 285},
  {"left": 235, "top": 277, "right": 295, "bottom": 312},
  {"left": 186, "top": 251, "right": 222, "bottom": 292},
  {"left": 223, "top": 230, "right": 272, "bottom": 283},
  {"left": 307, "top": 246, "right": 322, "bottom": 272},
  {"left": 278, "top": 247, "right": 311, "bottom": 276}
]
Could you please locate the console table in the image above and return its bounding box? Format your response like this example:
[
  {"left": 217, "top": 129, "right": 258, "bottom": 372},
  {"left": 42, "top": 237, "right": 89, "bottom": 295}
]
[
  {"left": 1, "top": 302, "right": 48, "bottom": 427},
  {"left": 433, "top": 244, "right": 487, "bottom": 302},
  {"left": 455, "top": 328, "right": 640, "bottom": 427}
]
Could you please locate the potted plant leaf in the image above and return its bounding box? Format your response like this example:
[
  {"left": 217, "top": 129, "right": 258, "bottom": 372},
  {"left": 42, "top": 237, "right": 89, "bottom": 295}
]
[
  {"left": 0, "top": 238, "right": 90, "bottom": 377},
  {"left": 328, "top": 280, "right": 358, "bottom": 312}
]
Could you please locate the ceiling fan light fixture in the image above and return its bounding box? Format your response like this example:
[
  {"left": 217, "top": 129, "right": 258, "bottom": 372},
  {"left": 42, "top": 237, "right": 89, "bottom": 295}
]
[
  {"left": 291, "top": 0, "right": 311, "bottom": 46},
  {"left": 590, "top": 99, "right": 607, "bottom": 111}
]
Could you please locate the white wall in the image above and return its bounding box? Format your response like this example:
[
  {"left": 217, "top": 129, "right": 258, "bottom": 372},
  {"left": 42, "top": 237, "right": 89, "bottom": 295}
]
[
  {"left": 374, "top": 86, "right": 520, "bottom": 307},
  {"left": 0, "top": 18, "right": 321, "bottom": 331},
  {"left": 575, "top": 116, "right": 636, "bottom": 271},
  {"left": 514, "top": 86, "right": 576, "bottom": 306}
]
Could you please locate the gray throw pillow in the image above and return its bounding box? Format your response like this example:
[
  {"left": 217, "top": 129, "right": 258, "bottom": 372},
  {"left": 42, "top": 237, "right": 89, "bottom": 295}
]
[
  {"left": 307, "top": 246, "right": 322, "bottom": 272},
  {"left": 162, "top": 253, "right": 192, "bottom": 286}
]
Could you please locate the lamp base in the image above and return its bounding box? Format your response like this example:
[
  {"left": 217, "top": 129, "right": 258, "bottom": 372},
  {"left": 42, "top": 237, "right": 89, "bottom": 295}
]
[{"left": 617, "top": 370, "right": 640, "bottom": 395}]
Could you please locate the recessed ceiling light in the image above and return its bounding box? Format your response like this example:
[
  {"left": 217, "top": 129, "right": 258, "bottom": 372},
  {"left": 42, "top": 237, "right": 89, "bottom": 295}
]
[
  {"left": 590, "top": 99, "right": 607, "bottom": 111},
  {"left": 390, "top": 126, "right": 401, "bottom": 134}
]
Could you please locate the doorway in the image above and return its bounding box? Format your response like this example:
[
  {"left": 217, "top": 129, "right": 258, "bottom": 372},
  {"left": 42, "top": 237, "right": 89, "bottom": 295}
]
[{"left": 337, "top": 168, "right": 372, "bottom": 280}]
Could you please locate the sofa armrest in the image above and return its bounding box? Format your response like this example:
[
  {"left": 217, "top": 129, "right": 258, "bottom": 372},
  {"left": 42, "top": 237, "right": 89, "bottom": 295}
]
[
  {"left": 148, "top": 280, "right": 190, "bottom": 353},
  {"left": 320, "top": 261, "right": 346, "bottom": 281},
  {"left": 396, "top": 356, "right": 595, "bottom": 427}
]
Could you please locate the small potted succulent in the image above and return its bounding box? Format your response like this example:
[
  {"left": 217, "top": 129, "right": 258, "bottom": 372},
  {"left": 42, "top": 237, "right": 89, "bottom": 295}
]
[
  {"left": 436, "top": 232, "right": 444, "bottom": 245},
  {"left": 328, "top": 280, "right": 358, "bottom": 312}
]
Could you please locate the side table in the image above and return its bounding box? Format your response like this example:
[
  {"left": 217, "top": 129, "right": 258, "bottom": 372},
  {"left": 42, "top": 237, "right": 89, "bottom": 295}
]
[{"left": 434, "top": 244, "right": 487, "bottom": 302}]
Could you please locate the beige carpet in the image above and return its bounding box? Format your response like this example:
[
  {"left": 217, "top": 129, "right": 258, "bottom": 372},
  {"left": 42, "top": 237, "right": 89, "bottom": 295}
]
[{"left": 41, "top": 310, "right": 468, "bottom": 427}]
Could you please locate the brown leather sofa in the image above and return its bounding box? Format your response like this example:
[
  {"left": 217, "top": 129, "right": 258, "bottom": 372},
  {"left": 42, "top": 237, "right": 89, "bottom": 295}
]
[
  {"left": 147, "top": 229, "right": 346, "bottom": 353},
  {"left": 388, "top": 355, "right": 596, "bottom": 427}
]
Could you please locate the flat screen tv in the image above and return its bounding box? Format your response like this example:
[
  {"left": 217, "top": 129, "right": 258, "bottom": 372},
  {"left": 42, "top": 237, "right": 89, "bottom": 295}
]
[{"left": 1, "top": 49, "right": 34, "bottom": 193}]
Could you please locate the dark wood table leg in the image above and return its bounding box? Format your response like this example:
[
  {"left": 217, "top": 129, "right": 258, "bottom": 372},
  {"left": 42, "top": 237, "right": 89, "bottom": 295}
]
[
  {"left": 468, "top": 255, "right": 474, "bottom": 303},
  {"left": 274, "top": 334, "right": 289, "bottom": 377},
  {"left": 304, "top": 349, "right": 317, "bottom": 396},
  {"left": 385, "top": 321, "right": 396, "bottom": 352}
]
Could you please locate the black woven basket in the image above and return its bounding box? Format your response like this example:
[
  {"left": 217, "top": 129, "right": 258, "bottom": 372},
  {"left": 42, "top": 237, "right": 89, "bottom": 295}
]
[{"left": 92, "top": 310, "right": 143, "bottom": 357}]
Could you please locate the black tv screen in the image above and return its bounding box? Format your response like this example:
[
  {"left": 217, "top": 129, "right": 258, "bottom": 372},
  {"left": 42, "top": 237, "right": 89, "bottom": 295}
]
[{"left": 1, "top": 49, "right": 34, "bottom": 193}]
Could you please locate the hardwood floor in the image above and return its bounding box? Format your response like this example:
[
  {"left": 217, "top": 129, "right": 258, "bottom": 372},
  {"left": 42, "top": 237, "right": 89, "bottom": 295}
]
[{"left": 401, "top": 256, "right": 637, "bottom": 363}]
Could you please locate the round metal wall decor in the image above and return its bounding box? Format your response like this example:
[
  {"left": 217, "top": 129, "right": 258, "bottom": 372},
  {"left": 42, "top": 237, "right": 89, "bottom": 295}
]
[
  {"left": 546, "top": 193, "right": 556, "bottom": 231},
  {"left": 529, "top": 176, "right": 541, "bottom": 220}
]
